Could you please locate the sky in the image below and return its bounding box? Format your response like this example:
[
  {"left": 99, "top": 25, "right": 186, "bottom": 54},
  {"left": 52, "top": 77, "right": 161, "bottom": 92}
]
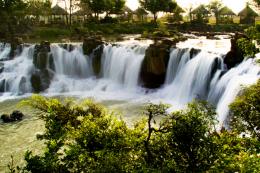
[{"left": 126, "top": 0, "right": 248, "bottom": 14}]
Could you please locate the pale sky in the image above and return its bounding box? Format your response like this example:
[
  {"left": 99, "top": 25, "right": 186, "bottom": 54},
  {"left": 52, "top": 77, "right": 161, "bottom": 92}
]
[{"left": 126, "top": 0, "right": 248, "bottom": 14}]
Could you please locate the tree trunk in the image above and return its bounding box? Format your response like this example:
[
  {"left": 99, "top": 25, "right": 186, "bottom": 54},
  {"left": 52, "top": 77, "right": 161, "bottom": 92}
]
[
  {"left": 153, "top": 13, "right": 157, "bottom": 23},
  {"left": 69, "top": 0, "right": 72, "bottom": 26}
]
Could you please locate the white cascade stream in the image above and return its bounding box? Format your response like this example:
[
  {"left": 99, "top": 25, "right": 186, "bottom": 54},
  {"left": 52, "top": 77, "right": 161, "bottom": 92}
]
[{"left": 0, "top": 40, "right": 259, "bottom": 126}]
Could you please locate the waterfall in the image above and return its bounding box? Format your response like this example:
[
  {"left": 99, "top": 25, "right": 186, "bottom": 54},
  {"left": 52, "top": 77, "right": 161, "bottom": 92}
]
[
  {"left": 101, "top": 44, "right": 146, "bottom": 90},
  {"left": 0, "top": 40, "right": 259, "bottom": 127},
  {"left": 47, "top": 43, "right": 146, "bottom": 93},
  {"left": 162, "top": 48, "right": 260, "bottom": 126},
  {"left": 208, "top": 59, "right": 260, "bottom": 126},
  {"left": 51, "top": 44, "right": 92, "bottom": 78},
  {"left": 0, "top": 43, "right": 11, "bottom": 60},
  {"left": 161, "top": 51, "right": 221, "bottom": 105},
  {"left": 165, "top": 48, "right": 190, "bottom": 84},
  {"left": 0, "top": 45, "right": 34, "bottom": 95}
]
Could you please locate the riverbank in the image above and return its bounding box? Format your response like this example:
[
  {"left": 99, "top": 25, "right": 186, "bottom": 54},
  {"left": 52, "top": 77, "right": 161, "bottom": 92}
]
[{"left": 0, "top": 22, "right": 250, "bottom": 44}]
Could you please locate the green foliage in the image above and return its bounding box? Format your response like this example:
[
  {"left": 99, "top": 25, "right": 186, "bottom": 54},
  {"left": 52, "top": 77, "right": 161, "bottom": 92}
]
[
  {"left": 82, "top": 0, "right": 125, "bottom": 18},
  {"left": 207, "top": 0, "right": 223, "bottom": 24},
  {"left": 0, "top": 0, "right": 27, "bottom": 39},
  {"left": 237, "top": 37, "right": 258, "bottom": 57},
  {"left": 13, "top": 95, "right": 260, "bottom": 172},
  {"left": 26, "top": 0, "right": 51, "bottom": 17},
  {"left": 29, "top": 27, "right": 71, "bottom": 42},
  {"left": 230, "top": 80, "right": 260, "bottom": 139},
  {"left": 139, "top": 0, "right": 177, "bottom": 22},
  {"left": 20, "top": 95, "right": 148, "bottom": 172}
]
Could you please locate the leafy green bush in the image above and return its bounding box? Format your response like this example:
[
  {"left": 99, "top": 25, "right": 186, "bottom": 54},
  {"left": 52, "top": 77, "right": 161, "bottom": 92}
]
[
  {"left": 237, "top": 38, "right": 258, "bottom": 57},
  {"left": 11, "top": 94, "right": 260, "bottom": 172},
  {"left": 230, "top": 80, "right": 260, "bottom": 139}
]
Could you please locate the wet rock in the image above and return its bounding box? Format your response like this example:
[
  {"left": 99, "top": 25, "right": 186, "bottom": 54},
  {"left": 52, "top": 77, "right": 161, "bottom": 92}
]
[
  {"left": 83, "top": 36, "right": 104, "bottom": 55},
  {"left": 31, "top": 69, "right": 53, "bottom": 93},
  {"left": 0, "top": 79, "right": 5, "bottom": 92},
  {"left": 33, "top": 41, "right": 51, "bottom": 69},
  {"left": 0, "top": 63, "right": 4, "bottom": 73},
  {"left": 59, "top": 44, "right": 74, "bottom": 52},
  {"left": 31, "top": 41, "right": 53, "bottom": 93},
  {"left": 140, "top": 42, "right": 171, "bottom": 88},
  {"left": 91, "top": 45, "right": 104, "bottom": 76},
  {"left": 1, "top": 110, "right": 24, "bottom": 123},
  {"left": 224, "top": 33, "right": 244, "bottom": 69},
  {"left": 9, "top": 37, "right": 23, "bottom": 58},
  {"left": 190, "top": 48, "right": 201, "bottom": 58}
]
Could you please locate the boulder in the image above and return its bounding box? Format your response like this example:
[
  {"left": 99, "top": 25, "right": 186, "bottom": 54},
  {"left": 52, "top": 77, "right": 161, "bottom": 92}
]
[
  {"left": 33, "top": 41, "right": 51, "bottom": 69},
  {"left": 9, "top": 37, "right": 23, "bottom": 58},
  {"left": 31, "top": 41, "right": 54, "bottom": 93},
  {"left": 190, "top": 48, "right": 201, "bottom": 58},
  {"left": 91, "top": 45, "right": 104, "bottom": 76},
  {"left": 0, "top": 79, "right": 5, "bottom": 92},
  {"left": 31, "top": 69, "right": 53, "bottom": 93},
  {"left": 140, "top": 42, "right": 171, "bottom": 88},
  {"left": 83, "top": 36, "right": 104, "bottom": 55},
  {"left": 224, "top": 33, "right": 245, "bottom": 69},
  {"left": 0, "top": 63, "right": 4, "bottom": 73},
  {"left": 1, "top": 110, "right": 24, "bottom": 123}
]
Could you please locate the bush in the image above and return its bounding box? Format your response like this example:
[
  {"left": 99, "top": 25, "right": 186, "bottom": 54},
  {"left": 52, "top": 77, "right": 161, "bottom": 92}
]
[
  {"left": 230, "top": 80, "right": 260, "bottom": 139},
  {"left": 237, "top": 37, "right": 258, "bottom": 57},
  {"left": 11, "top": 95, "right": 260, "bottom": 172}
]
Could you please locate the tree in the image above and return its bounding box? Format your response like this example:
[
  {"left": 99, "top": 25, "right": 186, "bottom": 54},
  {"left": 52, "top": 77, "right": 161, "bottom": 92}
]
[
  {"left": 139, "top": 0, "right": 177, "bottom": 22},
  {"left": 111, "top": 0, "right": 125, "bottom": 15},
  {"left": 252, "top": 0, "right": 260, "bottom": 7},
  {"left": 0, "top": 0, "right": 27, "bottom": 39},
  {"left": 207, "top": 0, "right": 223, "bottom": 24},
  {"left": 81, "top": 0, "right": 125, "bottom": 19},
  {"left": 230, "top": 80, "right": 260, "bottom": 139},
  {"left": 82, "top": 0, "right": 105, "bottom": 18},
  {"left": 26, "top": 0, "right": 51, "bottom": 22}
]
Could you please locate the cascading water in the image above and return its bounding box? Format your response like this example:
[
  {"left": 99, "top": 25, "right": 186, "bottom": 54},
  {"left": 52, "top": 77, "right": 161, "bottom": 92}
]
[
  {"left": 101, "top": 44, "right": 146, "bottom": 90},
  {"left": 0, "top": 38, "right": 259, "bottom": 127},
  {"left": 0, "top": 45, "right": 34, "bottom": 95},
  {"left": 0, "top": 43, "right": 11, "bottom": 60},
  {"left": 47, "top": 43, "right": 147, "bottom": 93},
  {"left": 165, "top": 48, "right": 190, "bottom": 84},
  {"left": 208, "top": 58, "right": 260, "bottom": 127},
  {"left": 161, "top": 51, "right": 222, "bottom": 106}
]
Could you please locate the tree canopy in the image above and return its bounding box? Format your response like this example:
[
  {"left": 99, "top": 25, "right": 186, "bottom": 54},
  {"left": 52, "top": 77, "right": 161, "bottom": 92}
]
[
  {"left": 207, "top": 0, "right": 223, "bottom": 24},
  {"left": 81, "top": 0, "right": 125, "bottom": 18},
  {"left": 139, "top": 0, "right": 177, "bottom": 22}
]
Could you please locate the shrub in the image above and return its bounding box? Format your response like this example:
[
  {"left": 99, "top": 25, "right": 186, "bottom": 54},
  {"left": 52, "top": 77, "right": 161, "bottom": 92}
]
[
  {"left": 12, "top": 95, "right": 260, "bottom": 172},
  {"left": 230, "top": 80, "right": 260, "bottom": 139},
  {"left": 237, "top": 37, "right": 258, "bottom": 57}
]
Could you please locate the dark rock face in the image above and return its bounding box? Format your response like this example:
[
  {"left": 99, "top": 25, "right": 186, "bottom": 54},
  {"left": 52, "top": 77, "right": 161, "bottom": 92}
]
[
  {"left": 9, "top": 37, "right": 23, "bottom": 58},
  {"left": 190, "top": 48, "right": 201, "bottom": 59},
  {"left": 31, "top": 41, "right": 54, "bottom": 93},
  {"left": 140, "top": 42, "right": 171, "bottom": 88},
  {"left": 83, "top": 36, "right": 104, "bottom": 76},
  {"left": 1, "top": 110, "right": 24, "bottom": 123},
  {"left": 224, "top": 33, "right": 245, "bottom": 69},
  {"left": 0, "top": 63, "right": 4, "bottom": 73},
  {"left": 83, "top": 36, "right": 104, "bottom": 55},
  {"left": 91, "top": 45, "right": 104, "bottom": 76},
  {"left": 0, "top": 79, "right": 5, "bottom": 92}
]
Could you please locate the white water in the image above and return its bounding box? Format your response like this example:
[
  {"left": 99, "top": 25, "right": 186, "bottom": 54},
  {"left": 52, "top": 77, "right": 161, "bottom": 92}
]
[
  {"left": 208, "top": 59, "right": 260, "bottom": 127},
  {"left": 0, "top": 38, "right": 259, "bottom": 126},
  {"left": 0, "top": 45, "right": 34, "bottom": 95},
  {"left": 0, "top": 43, "right": 11, "bottom": 60},
  {"left": 47, "top": 43, "right": 147, "bottom": 94},
  {"left": 161, "top": 51, "right": 222, "bottom": 107}
]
